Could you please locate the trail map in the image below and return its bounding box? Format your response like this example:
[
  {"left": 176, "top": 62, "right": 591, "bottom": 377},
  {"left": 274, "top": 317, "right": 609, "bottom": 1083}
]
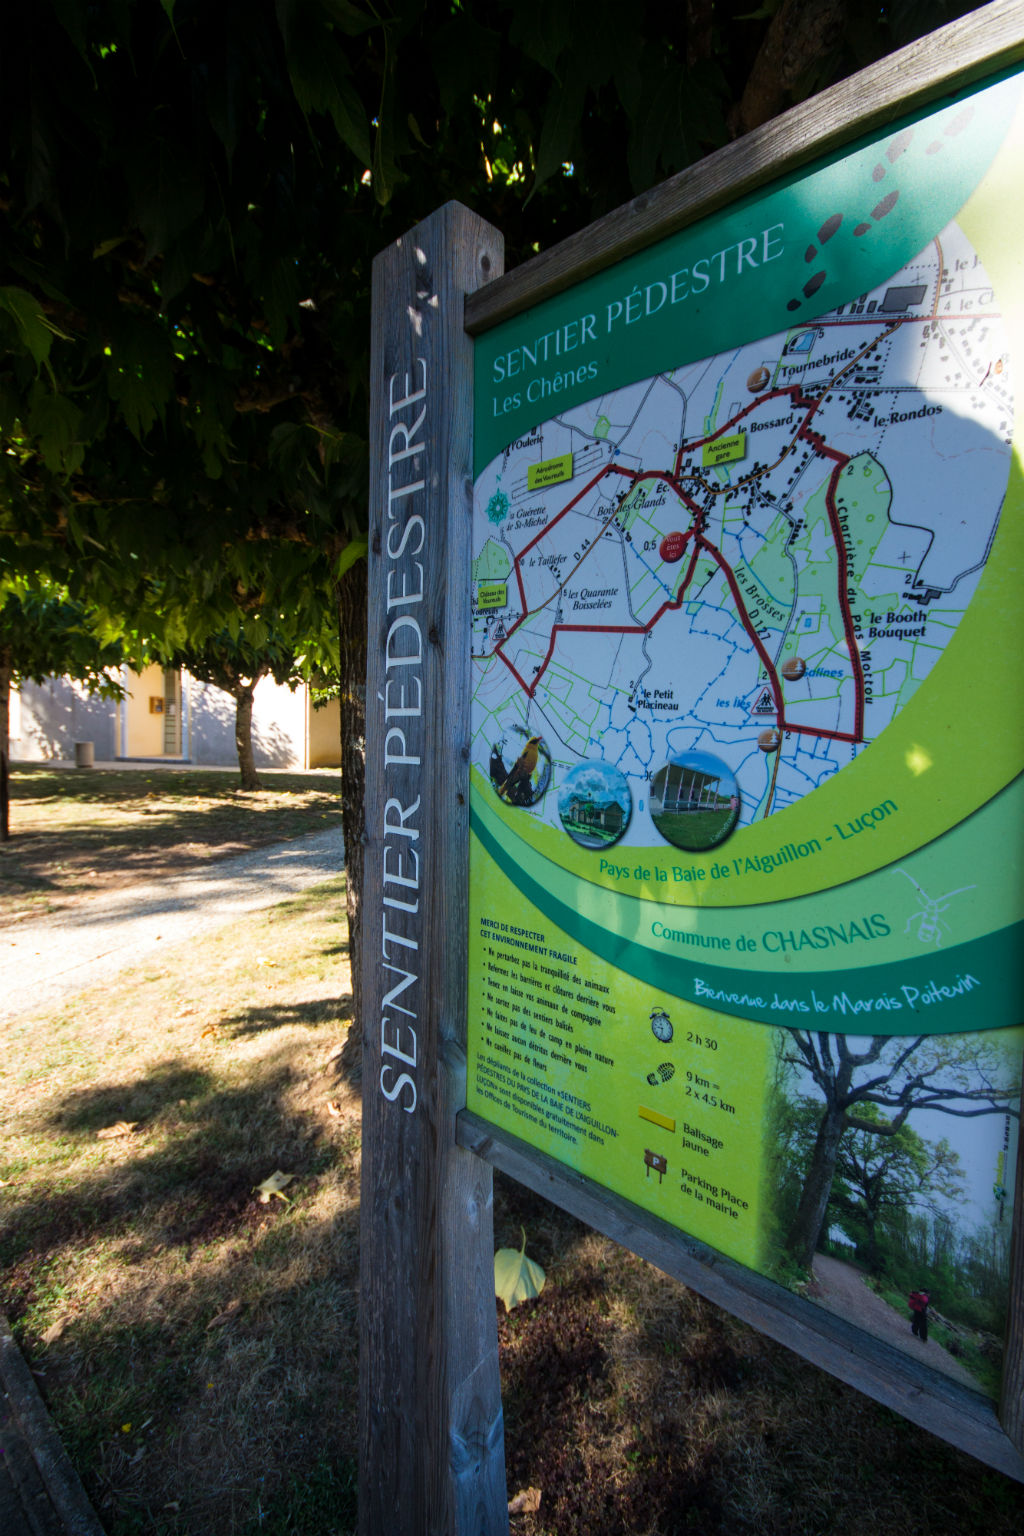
[{"left": 471, "top": 224, "right": 1012, "bottom": 836}]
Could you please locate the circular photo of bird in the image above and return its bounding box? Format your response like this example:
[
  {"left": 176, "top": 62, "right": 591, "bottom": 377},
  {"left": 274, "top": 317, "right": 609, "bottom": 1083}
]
[
  {"left": 649, "top": 751, "right": 740, "bottom": 852},
  {"left": 557, "top": 761, "right": 632, "bottom": 849},
  {"left": 489, "top": 729, "right": 552, "bottom": 808}
]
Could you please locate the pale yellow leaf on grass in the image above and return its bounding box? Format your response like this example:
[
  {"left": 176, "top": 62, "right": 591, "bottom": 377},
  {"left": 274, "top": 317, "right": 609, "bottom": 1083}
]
[
  {"left": 509, "top": 1486, "right": 542, "bottom": 1515},
  {"left": 96, "top": 1121, "right": 137, "bottom": 1140},
  {"left": 494, "top": 1227, "right": 545, "bottom": 1311},
  {"left": 326, "top": 1100, "right": 343, "bottom": 1117},
  {"left": 255, "top": 956, "right": 278, "bottom": 968},
  {"left": 40, "top": 1319, "right": 66, "bottom": 1346},
  {"left": 255, "top": 1170, "right": 295, "bottom": 1203}
]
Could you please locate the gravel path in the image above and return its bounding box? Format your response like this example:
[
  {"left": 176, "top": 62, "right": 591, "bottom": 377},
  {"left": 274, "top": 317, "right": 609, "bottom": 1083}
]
[
  {"left": 811, "top": 1253, "right": 983, "bottom": 1392},
  {"left": 1, "top": 827, "right": 344, "bottom": 1023}
]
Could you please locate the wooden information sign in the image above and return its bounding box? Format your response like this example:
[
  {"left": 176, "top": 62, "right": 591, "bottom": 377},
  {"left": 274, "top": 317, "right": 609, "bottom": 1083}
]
[{"left": 361, "top": 6, "right": 1024, "bottom": 1530}]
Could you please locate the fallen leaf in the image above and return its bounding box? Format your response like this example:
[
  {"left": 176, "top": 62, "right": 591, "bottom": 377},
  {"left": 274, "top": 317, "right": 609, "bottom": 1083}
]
[
  {"left": 255, "top": 956, "right": 278, "bottom": 968},
  {"left": 40, "top": 1319, "right": 66, "bottom": 1346},
  {"left": 205, "top": 1299, "right": 242, "bottom": 1331},
  {"left": 255, "top": 1170, "right": 294, "bottom": 1204},
  {"left": 200, "top": 1024, "right": 218, "bottom": 1039},
  {"left": 96, "top": 1121, "right": 137, "bottom": 1140},
  {"left": 495, "top": 1227, "right": 546, "bottom": 1311},
  {"left": 326, "top": 1100, "right": 343, "bottom": 1117},
  {"left": 509, "top": 1487, "right": 542, "bottom": 1515}
]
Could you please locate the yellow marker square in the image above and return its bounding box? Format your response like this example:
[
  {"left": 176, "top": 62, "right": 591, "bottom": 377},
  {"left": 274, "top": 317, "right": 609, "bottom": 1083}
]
[
  {"left": 639, "top": 1105, "right": 676, "bottom": 1132},
  {"left": 477, "top": 582, "right": 507, "bottom": 610},
  {"left": 527, "top": 453, "right": 573, "bottom": 491},
  {"left": 702, "top": 433, "right": 746, "bottom": 468}
]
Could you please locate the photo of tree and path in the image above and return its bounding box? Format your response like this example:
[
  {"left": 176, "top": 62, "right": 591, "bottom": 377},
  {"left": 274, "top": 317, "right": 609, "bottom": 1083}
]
[{"left": 765, "top": 1027, "right": 1022, "bottom": 1397}]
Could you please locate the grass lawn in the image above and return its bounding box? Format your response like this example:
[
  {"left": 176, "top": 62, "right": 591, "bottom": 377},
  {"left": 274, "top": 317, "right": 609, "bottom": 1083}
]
[
  {"left": 492, "top": 1178, "right": 1024, "bottom": 1536},
  {"left": 1, "top": 876, "right": 359, "bottom": 1536},
  {"left": 651, "top": 804, "right": 737, "bottom": 852},
  {"left": 0, "top": 766, "right": 341, "bottom": 925}
]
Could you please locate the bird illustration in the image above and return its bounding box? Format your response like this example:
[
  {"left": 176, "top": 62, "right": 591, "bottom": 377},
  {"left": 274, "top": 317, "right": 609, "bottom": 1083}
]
[{"left": 498, "top": 735, "right": 542, "bottom": 802}]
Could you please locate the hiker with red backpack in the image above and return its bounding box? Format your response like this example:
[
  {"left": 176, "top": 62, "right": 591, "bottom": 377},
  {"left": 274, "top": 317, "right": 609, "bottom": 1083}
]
[{"left": 909, "top": 1288, "right": 930, "bottom": 1341}]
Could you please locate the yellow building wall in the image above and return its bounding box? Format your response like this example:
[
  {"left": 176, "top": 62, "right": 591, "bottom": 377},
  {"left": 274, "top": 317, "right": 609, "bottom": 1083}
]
[
  {"left": 308, "top": 696, "right": 341, "bottom": 768},
  {"left": 124, "top": 666, "right": 172, "bottom": 757}
]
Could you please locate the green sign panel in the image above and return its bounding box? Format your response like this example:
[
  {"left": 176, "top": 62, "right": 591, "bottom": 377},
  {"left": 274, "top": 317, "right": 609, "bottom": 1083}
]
[{"left": 467, "top": 66, "right": 1024, "bottom": 1370}]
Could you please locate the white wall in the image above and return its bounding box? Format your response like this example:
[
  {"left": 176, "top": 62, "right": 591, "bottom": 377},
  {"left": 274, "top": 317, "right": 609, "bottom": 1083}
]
[
  {"left": 12, "top": 678, "right": 119, "bottom": 761},
  {"left": 188, "top": 675, "right": 307, "bottom": 769}
]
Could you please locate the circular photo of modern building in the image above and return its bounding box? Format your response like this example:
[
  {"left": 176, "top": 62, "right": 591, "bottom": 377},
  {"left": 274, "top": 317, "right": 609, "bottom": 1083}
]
[
  {"left": 557, "top": 761, "right": 632, "bottom": 849},
  {"left": 649, "top": 751, "right": 740, "bottom": 852}
]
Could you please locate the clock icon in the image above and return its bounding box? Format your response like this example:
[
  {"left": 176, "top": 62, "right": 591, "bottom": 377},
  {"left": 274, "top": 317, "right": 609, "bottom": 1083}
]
[{"left": 650, "top": 1007, "right": 673, "bottom": 1043}]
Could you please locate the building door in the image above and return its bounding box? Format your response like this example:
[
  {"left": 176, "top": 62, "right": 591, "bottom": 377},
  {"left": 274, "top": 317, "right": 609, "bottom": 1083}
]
[{"left": 162, "top": 669, "right": 182, "bottom": 755}]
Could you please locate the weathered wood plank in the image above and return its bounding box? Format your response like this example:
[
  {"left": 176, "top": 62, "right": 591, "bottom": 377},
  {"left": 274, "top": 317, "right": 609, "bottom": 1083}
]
[
  {"left": 1000, "top": 1073, "right": 1024, "bottom": 1453},
  {"left": 360, "top": 204, "right": 508, "bottom": 1536},
  {"left": 465, "top": 0, "right": 1024, "bottom": 336},
  {"left": 457, "top": 1109, "right": 1024, "bottom": 1483}
]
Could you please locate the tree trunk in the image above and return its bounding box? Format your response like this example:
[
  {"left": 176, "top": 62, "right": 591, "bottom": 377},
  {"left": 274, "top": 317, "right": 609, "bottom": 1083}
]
[
  {"left": 335, "top": 558, "right": 367, "bottom": 1082},
  {"left": 0, "top": 645, "right": 11, "bottom": 842},
  {"left": 234, "top": 684, "right": 262, "bottom": 791},
  {"left": 786, "top": 1105, "right": 847, "bottom": 1270},
  {"left": 731, "top": 0, "right": 848, "bottom": 137},
  {"left": 863, "top": 1208, "right": 881, "bottom": 1274}
]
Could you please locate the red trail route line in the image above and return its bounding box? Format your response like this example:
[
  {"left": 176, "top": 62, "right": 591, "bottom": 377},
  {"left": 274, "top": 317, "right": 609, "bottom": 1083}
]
[{"left": 489, "top": 356, "right": 878, "bottom": 738}]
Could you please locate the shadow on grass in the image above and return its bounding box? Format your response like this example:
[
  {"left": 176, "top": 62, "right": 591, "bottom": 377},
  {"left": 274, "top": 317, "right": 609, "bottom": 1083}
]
[
  {"left": 221, "top": 997, "right": 355, "bottom": 1040},
  {"left": 0, "top": 767, "right": 343, "bottom": 916},
  {"left": 50, "top": 1062, "right": 214, "bottom": 1134},
  {"left": 1, "top": 1042, "right": 360, "bottom": 1536}
]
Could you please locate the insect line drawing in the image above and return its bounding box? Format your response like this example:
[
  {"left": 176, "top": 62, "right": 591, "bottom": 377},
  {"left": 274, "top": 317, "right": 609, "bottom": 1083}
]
[{"left": 896, "top": 869, "right": 976, "bottom": 948}]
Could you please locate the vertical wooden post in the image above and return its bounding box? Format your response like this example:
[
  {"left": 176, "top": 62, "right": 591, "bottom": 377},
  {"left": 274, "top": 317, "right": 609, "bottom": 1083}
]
[{"left": 359, "top": 203, "right": 508, "bottom": 1536}]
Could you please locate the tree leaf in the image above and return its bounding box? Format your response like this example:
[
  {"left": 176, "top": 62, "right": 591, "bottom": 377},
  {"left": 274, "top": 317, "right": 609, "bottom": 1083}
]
[
  {"left": 508, "top": 1486, "right": 542, "bottom": 1515},
  {"left": 0, "top": 285, "right": 55, "bottom": 371},
  {"left": 106, "top": 318, "right": 175, "bottom": 440},
  {"left": 495, "top": 1228, "right": 546, "bottom": 1310},
  {"left": 335, "top": 536, "right": 368, "bottom": 581},
  {"left": 26, "top": 385, "right": 84, "bottom": 475},
  {"left": 530, "top": 73, "right": 585, "bottom": 200},
  {"left": 255, "top": 1169, "right": 295, "bottom": 1203}
]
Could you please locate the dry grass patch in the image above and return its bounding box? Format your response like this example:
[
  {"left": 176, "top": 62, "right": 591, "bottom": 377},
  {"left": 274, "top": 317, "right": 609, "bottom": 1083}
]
[
  {"left": 494, "top": 1178, "right": 1024, "bottom": 1536},
  {"left": 0, "top": 766, "right": 341, "bottom": 925},
  {"left": 0, "top": 876, "right": 358, "bottom": 1536}
]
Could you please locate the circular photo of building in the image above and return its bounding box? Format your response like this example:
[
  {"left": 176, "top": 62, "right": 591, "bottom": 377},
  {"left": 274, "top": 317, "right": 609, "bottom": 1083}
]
[
  {"left": 649, "top": 752, "right": 740, "bottom": 852},
  {"left": 557, "top": 761, "right": 632, "bottom": 849},
  {"left": 489, "top": 730, "right": 552, "bottom": 808}
]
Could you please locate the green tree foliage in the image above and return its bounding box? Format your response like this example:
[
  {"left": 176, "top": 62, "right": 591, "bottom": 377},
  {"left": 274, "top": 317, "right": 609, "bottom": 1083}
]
[
  {"left": 827, "top": 1104, "right": 965, "bottom": 1272},
  {"left": 0, "top": 0, "right": 985, "bottom": 1004},
  {"left": 778, "top": 1030, "right": 1018, "bottom": 1272},
  {"left": 0, "top": 0, "right": 983, "bottom": 574}
]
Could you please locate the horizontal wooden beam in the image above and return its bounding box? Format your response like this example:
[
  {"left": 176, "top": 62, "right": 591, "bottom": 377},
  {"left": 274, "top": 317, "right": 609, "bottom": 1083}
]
[
  {"left": 458, "top": 1109, "right": 1024, "bottom": 1483},
  {"left": 465, "top": 0, "right": 1024, "bottom": 336}
]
